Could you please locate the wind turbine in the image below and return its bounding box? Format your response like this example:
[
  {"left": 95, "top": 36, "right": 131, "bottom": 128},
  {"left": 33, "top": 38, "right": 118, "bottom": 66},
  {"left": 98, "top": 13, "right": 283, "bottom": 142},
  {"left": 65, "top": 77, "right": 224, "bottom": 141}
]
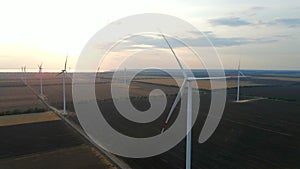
[
  {"left": 97, "top": 66, "right": 100, "bottom": 82},
  {"left": 24, "top": 65, "right": 27, "bottom": 84},
  {"left": 21, "top": 66, "right": 24, "bottom": 82},
  {"left": 236, "top": 59, "right": 247, "bottom": 102},
  {"left": 160, "top": 34, "right": 228, "bottom": 169},
  {"left": 57, "top": 56, "right": 68, "bottom": 115},
  {"left": 38, "top": 63, "right": 43, "bottom": 96}
]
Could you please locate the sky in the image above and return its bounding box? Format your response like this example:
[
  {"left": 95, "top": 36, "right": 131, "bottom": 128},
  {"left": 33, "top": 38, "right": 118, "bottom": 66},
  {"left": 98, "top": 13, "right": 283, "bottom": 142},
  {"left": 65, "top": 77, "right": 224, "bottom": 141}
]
[{"left": 0, "top": 0, "right": 299, "bottom": 72}]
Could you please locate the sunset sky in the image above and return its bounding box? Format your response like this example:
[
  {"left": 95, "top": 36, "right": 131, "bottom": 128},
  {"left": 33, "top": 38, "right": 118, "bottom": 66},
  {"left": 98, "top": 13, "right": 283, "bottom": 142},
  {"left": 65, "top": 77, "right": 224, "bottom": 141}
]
[{"left": 0, "top": 0, "right": 299, "bottom": 71}]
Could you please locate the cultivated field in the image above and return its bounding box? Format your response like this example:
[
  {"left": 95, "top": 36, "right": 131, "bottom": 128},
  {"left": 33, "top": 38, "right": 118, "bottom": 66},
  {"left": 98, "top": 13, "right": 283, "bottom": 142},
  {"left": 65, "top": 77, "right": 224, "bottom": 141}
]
[
  {"left": 0, "top": 71, "right": 299, "bottom": 169},
  {"left": 135, "top": 78, "right": 263, "bottom": 90},
  {"left": 0, "top": 112, "right": 117, "bottom": 169}
]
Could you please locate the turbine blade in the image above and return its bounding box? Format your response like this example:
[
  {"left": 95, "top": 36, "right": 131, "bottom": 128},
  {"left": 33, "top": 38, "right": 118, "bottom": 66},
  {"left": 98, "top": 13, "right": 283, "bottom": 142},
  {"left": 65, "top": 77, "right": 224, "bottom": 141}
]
[
  {"left": 161, "top": 79, "right": 187, "bottom": 133},
  {"left": 239, "top": 71, "right": 250, "bottom": 80},
  {"left": 56, "top": 71, "right": 64, "bottom": 77},
  {"left": 66, "top": 73, "right": 73, "bottom": 80},
  {"left": 64, "top": 55, "right": 68, "bottom": 70},
  {"left": 161, "top": 33, "right": 187, "bottom": 78},
  {"left": 238, "top": 58, "right": 241, "bottom": 71},
  {"left": 237, "top": 58, "right": 250, "bottom": 80},
  {"left": 240, "top": 71, "right": 245, "bottom": 77}
]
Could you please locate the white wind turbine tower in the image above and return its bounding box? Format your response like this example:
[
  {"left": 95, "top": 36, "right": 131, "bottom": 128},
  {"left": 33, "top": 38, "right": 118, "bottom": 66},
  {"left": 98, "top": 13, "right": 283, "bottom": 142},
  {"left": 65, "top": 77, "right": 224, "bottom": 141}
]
[
  {"left": 38, "top": 63, "right": 43, "bottom": 96},
  {"left": 160, "top": 34, "right": 227, "bottom": 169},
  {"left": 57, "top": 56, "right": 69, "bottom": 115},
  {"left": 236, "top": 59, "right": 247, "bottom": 102},
  {"left": 24, "top": 65, "right": 27, "bottom": 84},
  {"left": 97, "top": 66, "right": 100, "bottom": 82},
  {"left": 21, "top": 66, "right": 24, "bottom": 81}
]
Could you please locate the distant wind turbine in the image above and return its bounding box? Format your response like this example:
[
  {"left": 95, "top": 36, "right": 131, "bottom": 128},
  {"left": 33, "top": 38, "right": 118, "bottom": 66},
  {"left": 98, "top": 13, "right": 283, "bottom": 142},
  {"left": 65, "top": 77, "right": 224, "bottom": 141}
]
[
  {"left": 21, "top": 66, "right": 24, "bottom": 82},
  {"left": 237, "top": 59, "right": 241, "bottom": 102},
  {"left": 38, "top": 63, "right": 43, "bottom": 96},
  {"left": 97, "top": 66, "right": 100, "bottom": 82},
  {"left": 160, "top": 33, "right": 228, "bottom": 169},
  {"left": 24, "top": 65, "right": 27, "bottom": 83},
  {"left": 57, "top": 56, "right": 69, "bottom": 115},
  {"left": 236, "top": 59, "right": 247, "bottom": 102}
]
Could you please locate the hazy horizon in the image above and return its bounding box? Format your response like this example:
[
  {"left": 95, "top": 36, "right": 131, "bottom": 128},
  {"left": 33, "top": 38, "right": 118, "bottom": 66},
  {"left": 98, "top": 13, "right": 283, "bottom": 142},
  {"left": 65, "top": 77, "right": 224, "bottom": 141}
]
[
  {"left": 0, "top": 0, "right": 299, "bottom": 71},
  {"left": 1, "top": 68, "right": 300, "bottom": 73}
]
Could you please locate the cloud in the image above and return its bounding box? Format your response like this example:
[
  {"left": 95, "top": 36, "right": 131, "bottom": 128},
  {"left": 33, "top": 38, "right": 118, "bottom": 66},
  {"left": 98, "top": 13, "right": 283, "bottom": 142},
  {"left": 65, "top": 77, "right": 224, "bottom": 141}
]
[
  {"left": 208, "top": 17, "right": 251, "bottom": 27},
  {"left": 108, "top": 32, "right": 278, "bottom": 52},
  {"left": 272, "top": 18, "right": 300, "bottom": 27},
  {"left": 249, "top": 6, "right": 267, "bottom": 11},
  {"left": 184, "top": 31, "right": 276, "bottom": 47},
  {"left": 293, "top": 6, "right": 300, "bottom": 10},
  {"left": 208, "top": 7, "right": 268, "bottom": 27},
  {"left": 208, "top": 15, "right": 300, "bottom": 28},
  {"left": 245, "top": 6, "right": 267, "bottom": 16}
]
